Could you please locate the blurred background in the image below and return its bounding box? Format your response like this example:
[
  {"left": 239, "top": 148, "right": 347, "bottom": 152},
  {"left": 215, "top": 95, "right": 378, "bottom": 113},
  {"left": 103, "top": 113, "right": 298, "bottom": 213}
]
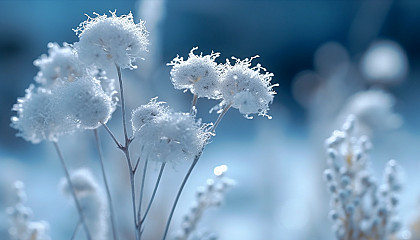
[{"left": 1, "top": 0, "right": 420, "bottom": 239}]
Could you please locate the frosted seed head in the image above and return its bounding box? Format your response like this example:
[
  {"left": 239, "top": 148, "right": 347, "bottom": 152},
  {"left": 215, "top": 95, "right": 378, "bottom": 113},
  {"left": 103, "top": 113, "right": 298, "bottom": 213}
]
[
  {"left": 133, "top": 108, "right": 212, "bottom": 164},
  {"left": 74, "top": 11, "right": 149, "bottom": 70},
  {"left": 56, "top": 76, "right": 116, "bottom": 129},
  {"left": 131, "top": 97, "right": 168, "bottom": 133},
  {"left": 219, "top": 56, "right": 277, "bottom": 119},
  {"left": 168, "top": 47, "right": 222, "bottom": 99},
  {"left": 11, "top": 85, "right": 76, "bottom": 143},
  {"left": 34, "top": 42, "right": 85, "bottom": 86}
]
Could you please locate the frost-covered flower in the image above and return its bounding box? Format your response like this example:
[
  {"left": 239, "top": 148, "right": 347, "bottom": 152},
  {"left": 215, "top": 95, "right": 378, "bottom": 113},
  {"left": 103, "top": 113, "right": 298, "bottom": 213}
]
[
  {"left": 339, "top": 89, "right": 402, "bottom": 135},
  {"left": 131, "top": 97, "right": 167, "bottom": 133},
  {"left": 60, "top": 169, "right": 108, "bottom": 240},
  {"left": 7, "top": 181, "right": 51, "bottom": 240},
  {"left": 324, "top": 116, "right": 402, "bottom": 240},
  {"left": 132, "top": 104, "right": 211, "bottom": 163},
  {"left": 56, "top": 76, "right": 116, "bottom": 129},
  {"left": 73, "top": 11, "right": 149, "bottom": 70},
  {"left": 34, "top": 42, "right": 85, "bottom": 86},
  {"left": 11, "top": 85, "right": 75, "bottom": 144},
  {"left": 219, "top": 56, "right": 277, "bottom": 119},
  {"left": 168, "top": 47, "right": 222, "bottom": 99}
]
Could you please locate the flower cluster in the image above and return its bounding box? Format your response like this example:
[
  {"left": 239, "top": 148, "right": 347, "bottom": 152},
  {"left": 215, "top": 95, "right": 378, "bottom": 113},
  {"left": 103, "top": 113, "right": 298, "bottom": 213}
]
[
  {"left": 6, "top": 181, "right": 51, "bottom": 240},
  {"left": 131, "top": 98, "right": 212, "bottom": 163},
  {"left": 73, "top": 11, "right": 149, "bottom": 70},
  {"left": 168, "top": 49, "right": 277, "bottom": 119},
  {"left": 174, "top": 165, "right": 235, "bottom": 240},
  {"left": 324, "top": 115, "right": 402, "bottom": 240},
  {"left": 60, "top": 169, "right": 108, "bottom": 240}
]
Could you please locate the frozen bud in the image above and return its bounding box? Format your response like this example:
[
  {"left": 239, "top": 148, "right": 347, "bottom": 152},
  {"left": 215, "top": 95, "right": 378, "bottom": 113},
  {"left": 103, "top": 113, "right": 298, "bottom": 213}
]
[
  {"left": 342, "top": 115, "right": 356, "bottom": 135},
  {"left": 359, "top": 135, "right": 372, "bottom": 151},
  {"left": 391, "top": 195, "right": 399, "bottom": 207},
  {"left": 131, "top": 97, "right": 167, "bottom": 133},
  {"left": 168, "top": 47, "right": 222, "bottom": 99},
  {"left": 34, "top": 42, "right": 85, "bottom": 86},
  {"left": 323, "top": 169, "right": 334, "bottom": 182},
  {"left": 389, "top": 218, "right": 401, "bottom": 233},
  {"left": 74, "top": 11, "right": 149, "bottom": 70},
  {"left": 329, "top": 210, "right": 339, "bottom": 221},
  {"left": 328, "top": 183, "right": 337, "bottom": 193},
  {"left": 325, "top": 130, "right": 346, "bottom": 147},
  {"left": 345, "top": 204, "right": 354, "bottom": 215},
  {"left": 219, "top": 56, "right": 277, "bottom": 119},
  {"left": 340, "top": 175, "right": 351, "bottom": 187},
  {"left": 338, "top": 189, "right": 349, "bottom": 201}
]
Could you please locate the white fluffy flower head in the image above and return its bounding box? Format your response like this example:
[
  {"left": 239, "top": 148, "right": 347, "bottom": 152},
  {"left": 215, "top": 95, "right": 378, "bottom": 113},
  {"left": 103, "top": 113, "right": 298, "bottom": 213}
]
[
  {"left": 220, "top": 56, "right": 277, "bottom": 119},
  {"left": 11, "top": 85, "right": 75, "bottom": 144},
  {"left": 34, "top": 42, "right": 84, "bottom": 86},
  {"left": 131, "top": 97, "right": 168, "bottom": 133},
  {"left": 168, "top": 47, "right": 222, "bottom": 99},
  {"left": 57, "top": 76, "right": 116, "bottom": 129},
  {"left": 133, "top": 107, "right": 212, "bottom": 164},
  {"left": 74, "top": 11, "right": 149, "bottom": 70}
]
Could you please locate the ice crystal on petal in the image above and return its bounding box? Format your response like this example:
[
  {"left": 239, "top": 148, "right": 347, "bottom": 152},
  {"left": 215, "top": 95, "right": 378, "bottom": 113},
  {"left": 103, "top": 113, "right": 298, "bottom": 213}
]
[
  {"left": 74, "top": 11, "right": 149, "bottom": 70},
  {"left": 132, "top": 107, "right": 212, "bottom": 163},
  {"left": 168, "top": 47, "right": 222, "bottom": 99},
  {"left": 131, "top": 97, "right": 167, "bottom": 133},
  {"left": 11, "top": 85, "right": 75, "bottom": 144},
  {"left": 34, "top": 42, "right": 85, "bottom": 86},
  {"left": 219, "top": 56, "right": 277, "bottom": 119}
]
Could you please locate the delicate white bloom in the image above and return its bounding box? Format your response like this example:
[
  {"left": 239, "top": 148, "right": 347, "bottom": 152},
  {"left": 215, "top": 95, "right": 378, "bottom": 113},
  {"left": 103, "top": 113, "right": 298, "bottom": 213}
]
[
  {"left": 60, "top": 169, "right": 108, "bottom": 240},
  {"left": 34, "top": 42, "right": 85, "bottom": 86},
  {"left": 7, "top": 181, "right": 51, "bottom": 240},
  {"left": 11, "top": 85, "right": 75, "bottom": 144},
  {"left": 73, "top": 11, "right": 149, "bottom": 70},
  {"left": 219, "top": 56, "right": 277, "bottom": 119},
  {"left": 339, "top": 89, "right": 402, "bottom": 135},
  {"left": 324, "top": 116, "right": 402, "bottom": 240},
  {"left": 56, "top": 76, "right": 116, "bottom": 129},
  {"left": 174, "top": 165, "right": 235, "bottom": 240},
  {"left": 168, "top": 47, "right": 222, "bottom": 99},
  {"left": 131, "top": 97, "right": 167, "bottom": 133},
  {"left": 132, "top": 105, "right": 212, "bottom": 163}
]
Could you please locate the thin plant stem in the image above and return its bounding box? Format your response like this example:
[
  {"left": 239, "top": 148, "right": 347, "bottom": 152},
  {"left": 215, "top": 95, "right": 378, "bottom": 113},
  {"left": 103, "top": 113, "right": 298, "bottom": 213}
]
[
  {"left": 161, "top": 151, "right": 203, "bottom": 240},
  {"left": 137, "top": 159, "right": 149, "bottom": 238},
  {"left": 116, "top": 64, "right": 130, "bottom": 145},
  {"left": 122, "top": 148, "right": 139, "bottom": 240},
  {"left": 101, "top": 122, "right": 123, "bottom": 149},
  {"left": 70, "top": 220, "right": 80, "bottom": 240},
  {"left": 93, "top": 129, "right": 118, "bottom": 240},
  {"left": 190, "top": 94, "right": 198, "bottom": 114},
  {"left": 53, "top": 142, "right": 92, "bottom": 240},
  {"left": 141, "top": 162, "right": 166, "bottom": 224},
  {"left": 211, "top": 103, "right": 232, "bottom": 132}
]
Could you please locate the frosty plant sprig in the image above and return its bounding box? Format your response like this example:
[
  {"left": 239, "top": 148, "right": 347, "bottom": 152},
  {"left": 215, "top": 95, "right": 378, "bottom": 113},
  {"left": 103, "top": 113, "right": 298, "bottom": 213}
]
[
  {"left": 10, "top": 10, "right": 277, "bottom": 240},
  {"left": 324, "top": 115, "right": 402, "bottom": 240}
]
